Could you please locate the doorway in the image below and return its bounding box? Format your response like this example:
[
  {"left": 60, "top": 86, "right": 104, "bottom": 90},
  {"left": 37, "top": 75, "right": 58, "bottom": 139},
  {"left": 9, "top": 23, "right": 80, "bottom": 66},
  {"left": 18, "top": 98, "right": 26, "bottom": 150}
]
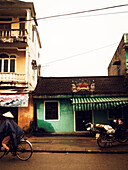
[{"left": 75, "top": 111, "right": 92, "bottom": 131}]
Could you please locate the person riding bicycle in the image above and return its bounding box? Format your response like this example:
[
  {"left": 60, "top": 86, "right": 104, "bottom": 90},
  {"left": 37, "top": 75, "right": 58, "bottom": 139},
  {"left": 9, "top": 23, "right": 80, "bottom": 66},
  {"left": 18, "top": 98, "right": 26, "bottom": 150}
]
[{"left": 0, "top": 111, "right": 24, "bottom": 154}]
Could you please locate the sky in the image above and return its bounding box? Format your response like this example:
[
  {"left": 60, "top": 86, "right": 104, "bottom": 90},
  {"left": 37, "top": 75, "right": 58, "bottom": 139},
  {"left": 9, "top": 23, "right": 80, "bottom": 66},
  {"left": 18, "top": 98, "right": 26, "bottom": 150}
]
[{"left": 25, "top": 0, "right": 128, "bottom": 77}]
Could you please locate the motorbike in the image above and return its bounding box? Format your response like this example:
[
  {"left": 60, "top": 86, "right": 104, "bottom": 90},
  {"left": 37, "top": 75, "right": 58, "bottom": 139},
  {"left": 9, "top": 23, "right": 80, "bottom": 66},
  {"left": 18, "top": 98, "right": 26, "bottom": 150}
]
[
  {"left": 85, "top": 119, "right": 128, "bottom": 148},
  {"left": 95, "top": 119, "right": 128, "bottom": 148}
]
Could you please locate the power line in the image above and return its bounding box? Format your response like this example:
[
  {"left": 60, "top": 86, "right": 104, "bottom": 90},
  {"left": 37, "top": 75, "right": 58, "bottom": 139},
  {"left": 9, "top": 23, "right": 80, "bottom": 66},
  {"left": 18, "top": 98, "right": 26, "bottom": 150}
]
[
  {"left": 4, "top": 3, "right": 128, "bottom": 24},
  {"left": 36, "top": 3, "right": 128, "bottom": 21},
  {"left": 66, "top": 10, "right": 128, "bottom": 19},
  {"left": 42, "top": 42, "right": 118, "bottom": 67}
]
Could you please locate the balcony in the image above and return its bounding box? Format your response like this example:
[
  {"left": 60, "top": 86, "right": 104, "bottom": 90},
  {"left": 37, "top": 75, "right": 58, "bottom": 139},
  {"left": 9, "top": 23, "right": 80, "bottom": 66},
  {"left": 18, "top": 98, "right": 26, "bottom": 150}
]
[
  {"left": 0, "top": 29, "right": 28, "bottom": 43},
  {"left": 0, "top": 73, "right": 26, "bottom": 83}
]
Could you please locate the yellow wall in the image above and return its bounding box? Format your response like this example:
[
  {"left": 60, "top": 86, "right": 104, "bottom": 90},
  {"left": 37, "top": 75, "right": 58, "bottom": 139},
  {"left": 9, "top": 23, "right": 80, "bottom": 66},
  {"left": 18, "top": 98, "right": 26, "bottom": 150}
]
[
  {"left": 16, "top": 51, "right": 26, "bottom": 74},
  {"left": 11, "top": 17, "right": 19, "bottom": 29}
]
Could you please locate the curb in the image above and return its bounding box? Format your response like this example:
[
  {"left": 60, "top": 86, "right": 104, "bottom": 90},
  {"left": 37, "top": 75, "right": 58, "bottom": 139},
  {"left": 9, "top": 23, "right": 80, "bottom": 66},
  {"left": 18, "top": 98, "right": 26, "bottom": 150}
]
[
  {"left": 27, "top": 132, "right": 93, "bottom": 137},
  {"left": 32, "top": 149, "right": 128, "bottom": 154}
]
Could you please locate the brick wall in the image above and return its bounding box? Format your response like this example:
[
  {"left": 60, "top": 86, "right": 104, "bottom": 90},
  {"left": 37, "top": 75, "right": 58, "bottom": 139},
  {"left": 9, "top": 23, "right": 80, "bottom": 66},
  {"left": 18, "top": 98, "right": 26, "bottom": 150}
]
[{"left": 108, "top": 35, "right": 126, "bottom": 76}]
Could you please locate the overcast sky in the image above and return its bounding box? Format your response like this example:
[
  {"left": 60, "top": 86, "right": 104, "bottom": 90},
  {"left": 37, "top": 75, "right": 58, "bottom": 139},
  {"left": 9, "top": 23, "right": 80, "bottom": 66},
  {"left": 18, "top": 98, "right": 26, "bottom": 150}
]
[{"left": 25, "top": 0, "right": 128, "bottom": 77}]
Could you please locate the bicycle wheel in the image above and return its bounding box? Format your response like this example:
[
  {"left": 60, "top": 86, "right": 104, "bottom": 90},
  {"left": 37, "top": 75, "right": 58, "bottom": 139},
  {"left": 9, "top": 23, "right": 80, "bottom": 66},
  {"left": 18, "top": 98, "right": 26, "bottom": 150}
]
[
  {"left": 0, "top": 146, "right": 6, "bottom": 159},
  {"left": 16, "top": 140, "right": 33, "bottom": 161}
]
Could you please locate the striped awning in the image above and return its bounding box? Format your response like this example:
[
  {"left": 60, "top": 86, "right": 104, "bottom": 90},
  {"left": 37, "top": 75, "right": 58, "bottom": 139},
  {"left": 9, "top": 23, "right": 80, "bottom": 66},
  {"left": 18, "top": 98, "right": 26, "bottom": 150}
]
[{"left": 72, "top": 97, "right": 128, "bottom": 111}]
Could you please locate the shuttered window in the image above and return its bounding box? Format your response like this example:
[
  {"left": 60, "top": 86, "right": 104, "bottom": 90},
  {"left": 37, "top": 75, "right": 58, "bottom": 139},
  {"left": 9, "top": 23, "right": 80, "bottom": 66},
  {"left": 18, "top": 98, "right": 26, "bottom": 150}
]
[{"left": 45, "top": 101, "right": 59, "bottom": 120}]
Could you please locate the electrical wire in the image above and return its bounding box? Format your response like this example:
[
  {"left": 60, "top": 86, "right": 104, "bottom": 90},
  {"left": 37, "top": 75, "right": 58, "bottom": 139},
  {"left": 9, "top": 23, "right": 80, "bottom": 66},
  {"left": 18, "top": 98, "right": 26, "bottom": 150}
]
[
  {"left": 42, "top": 42, "right": 118, "bottom": 67},
  {"left": 64, "top": 10, "right": 128, "bottom": 19},
  {"left": 3, "top": 3, "right": 128, "bottom": 24},
  {"left": 35, "top": 3, "right": 128, "bottom": 21}
]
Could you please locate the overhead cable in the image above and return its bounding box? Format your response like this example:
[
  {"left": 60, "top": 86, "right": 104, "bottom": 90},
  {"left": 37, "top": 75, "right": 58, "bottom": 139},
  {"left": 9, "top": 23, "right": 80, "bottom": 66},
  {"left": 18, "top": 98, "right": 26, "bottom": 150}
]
[
  {"left": 42, "top": 42, "right": 118, "bottom": 66},
  {"left": 4, "top": 3, "right": 128, "bottom": 24},
  {"left": 35, "top": 3, "right": 128, "bottom": 20}
]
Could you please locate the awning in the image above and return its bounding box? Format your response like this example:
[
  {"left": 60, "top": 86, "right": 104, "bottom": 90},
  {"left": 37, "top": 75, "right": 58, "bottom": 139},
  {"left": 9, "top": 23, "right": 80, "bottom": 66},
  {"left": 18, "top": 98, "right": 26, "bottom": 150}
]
[
  {"left": 0, "top": 94, "right": 29, "bottom": 107},
  {"left": 72, "top": 97, "right": 128, "bottom": 111}
]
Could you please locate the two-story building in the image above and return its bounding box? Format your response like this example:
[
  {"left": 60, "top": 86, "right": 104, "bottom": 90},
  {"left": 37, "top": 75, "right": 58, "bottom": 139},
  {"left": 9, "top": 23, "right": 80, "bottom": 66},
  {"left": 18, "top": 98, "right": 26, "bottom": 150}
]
[{"left": 0, "top": 0, "right": 41, "bottom": 131}]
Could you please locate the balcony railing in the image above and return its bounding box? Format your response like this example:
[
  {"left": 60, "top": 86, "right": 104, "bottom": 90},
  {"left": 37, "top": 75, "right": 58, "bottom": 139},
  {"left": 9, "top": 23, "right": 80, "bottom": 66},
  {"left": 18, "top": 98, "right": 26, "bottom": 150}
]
[
  {"left": 0, "top": 29, "right": 28, "bottom": 42},
  {"left": 0, "top": 73, "right": 26, "bottom": 82}
]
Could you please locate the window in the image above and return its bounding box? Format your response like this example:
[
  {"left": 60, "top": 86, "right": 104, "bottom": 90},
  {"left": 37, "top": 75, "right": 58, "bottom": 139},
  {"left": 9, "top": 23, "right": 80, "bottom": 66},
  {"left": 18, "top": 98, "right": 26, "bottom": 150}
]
[
  {"left": 45, "top": 101, "right": 59, "bottom": 120},
  {"left": 108, "top": 108, "right": 123, "bottom": 120},
  {"left": 10, "top": 59, "right": 15, "bottom": 72},
  {"left": 19, "top": 18, "right": 25, "bottom": 36},
  {"left": 4, "top": 59, "right": 8, "bottom": 72},
  {"left": 0, "top": 54, "right": 16, "bottom": 72}
]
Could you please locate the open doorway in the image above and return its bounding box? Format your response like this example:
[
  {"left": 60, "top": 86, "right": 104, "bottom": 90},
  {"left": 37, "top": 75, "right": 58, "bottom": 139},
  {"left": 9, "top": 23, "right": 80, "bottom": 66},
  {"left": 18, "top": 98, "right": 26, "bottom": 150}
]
[{"left": 75, "top": 111, "right": 92, "bottom": 131}]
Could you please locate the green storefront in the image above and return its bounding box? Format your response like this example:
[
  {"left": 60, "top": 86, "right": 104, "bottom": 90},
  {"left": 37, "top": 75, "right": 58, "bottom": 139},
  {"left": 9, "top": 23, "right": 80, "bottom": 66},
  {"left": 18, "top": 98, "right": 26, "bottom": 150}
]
[
  {"left": 34, "top": 98, "right": 74, "bottom": 132},
  {"left": 72, "top": 96, "right": 128, "bottom": 131},
  {"left": 33, "top": 76, "right": 128, "bottom": 133}
]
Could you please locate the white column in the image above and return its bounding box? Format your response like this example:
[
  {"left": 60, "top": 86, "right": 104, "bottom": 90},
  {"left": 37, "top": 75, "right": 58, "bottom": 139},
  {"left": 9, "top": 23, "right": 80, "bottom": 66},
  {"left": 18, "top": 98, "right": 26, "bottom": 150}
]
[{"left": 26, "top": 9, "right": 31, "bottom": 85}]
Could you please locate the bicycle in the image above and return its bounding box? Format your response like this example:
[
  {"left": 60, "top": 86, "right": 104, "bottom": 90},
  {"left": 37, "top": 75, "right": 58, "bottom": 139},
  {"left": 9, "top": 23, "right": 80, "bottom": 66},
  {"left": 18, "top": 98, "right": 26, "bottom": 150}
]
[{"left": 0, "top": 138, "right": 33, "bottom": 161}]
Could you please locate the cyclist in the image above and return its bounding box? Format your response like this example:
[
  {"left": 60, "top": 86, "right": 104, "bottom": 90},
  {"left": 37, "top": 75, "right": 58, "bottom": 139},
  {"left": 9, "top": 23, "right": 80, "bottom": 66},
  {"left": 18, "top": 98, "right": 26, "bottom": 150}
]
[{"left": 0, "top": 111, "right": 24, "bottom": 154}]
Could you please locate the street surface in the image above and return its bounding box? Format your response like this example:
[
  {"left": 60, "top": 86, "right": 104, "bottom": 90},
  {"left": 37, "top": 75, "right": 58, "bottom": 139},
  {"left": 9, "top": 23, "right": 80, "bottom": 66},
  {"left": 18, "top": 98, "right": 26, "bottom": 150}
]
[
  {"left": 0, "top": 152, "right": 128, "bottom": 170},
  {"left": 27, "top": 136, "right": 128, "bottom": 152}
]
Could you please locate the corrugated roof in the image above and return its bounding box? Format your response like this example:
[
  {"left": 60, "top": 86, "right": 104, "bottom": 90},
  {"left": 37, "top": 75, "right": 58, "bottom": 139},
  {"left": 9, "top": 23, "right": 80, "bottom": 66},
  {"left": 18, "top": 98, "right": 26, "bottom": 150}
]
[{"left": 33, "top": 76, "right": 128, "bottom": 96}]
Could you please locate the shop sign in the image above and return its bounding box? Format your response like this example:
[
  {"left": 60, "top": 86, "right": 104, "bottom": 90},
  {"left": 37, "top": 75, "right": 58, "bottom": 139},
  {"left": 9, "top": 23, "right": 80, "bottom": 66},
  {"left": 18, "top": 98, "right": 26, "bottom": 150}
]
[{"left": 0, "top": 94, "right": 29, "bottom": 107}]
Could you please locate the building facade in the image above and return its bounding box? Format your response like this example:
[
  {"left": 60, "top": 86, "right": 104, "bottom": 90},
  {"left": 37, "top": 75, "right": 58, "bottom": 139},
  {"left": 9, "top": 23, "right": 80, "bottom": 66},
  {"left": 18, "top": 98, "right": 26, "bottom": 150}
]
[
  {"left": 33, "top": 76, "right": 128, "bottom": 133},
  {"left": 108, "top": 33, "right": 128, "bottom": 76},
  {"left": 0, "top": 0, "right": 41, "bottom": 131}
]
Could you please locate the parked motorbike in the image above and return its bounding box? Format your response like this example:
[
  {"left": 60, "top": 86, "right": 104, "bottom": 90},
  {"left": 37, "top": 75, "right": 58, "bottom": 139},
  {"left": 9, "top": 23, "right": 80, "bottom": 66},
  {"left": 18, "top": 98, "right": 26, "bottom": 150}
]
[
  {"left": 95, "top": 119, "right": 128, "bottom": 148},
  {"left": 85, "top": 119, "right": 128, "bottom": 148}
]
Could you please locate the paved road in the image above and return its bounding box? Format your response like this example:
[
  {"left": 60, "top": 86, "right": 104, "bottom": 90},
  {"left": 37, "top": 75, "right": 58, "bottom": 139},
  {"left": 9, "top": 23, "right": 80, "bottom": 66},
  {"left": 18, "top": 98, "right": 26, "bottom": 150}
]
[
  {"left": 27, "top": 136, "right": 128, "bottom": 153},
  {"left": 0, "top": 152, "right": 128, "bottom": 170}
]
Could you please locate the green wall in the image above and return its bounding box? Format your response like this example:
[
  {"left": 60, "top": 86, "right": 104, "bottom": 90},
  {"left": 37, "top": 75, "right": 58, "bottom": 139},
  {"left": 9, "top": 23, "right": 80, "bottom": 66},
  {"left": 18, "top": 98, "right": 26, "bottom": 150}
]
[{"left": 36, "top": 99, "right": 74, "bottom": 133}]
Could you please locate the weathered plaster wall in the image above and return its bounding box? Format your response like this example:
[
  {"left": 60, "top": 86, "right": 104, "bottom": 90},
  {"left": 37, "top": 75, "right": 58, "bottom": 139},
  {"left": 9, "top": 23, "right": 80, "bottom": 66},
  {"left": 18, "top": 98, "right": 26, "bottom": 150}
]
[
  {"left": 18, "top": 94, "right": 34, "bottom": 131},
  {"left": 108, "top": 35, "right": 126, "bottom": 76},
  {"left": 16, "top": 52, "right": 26, "bottom": 74},
  {"left": 36, "top": 99, "right": 74, "bottom": 133}
]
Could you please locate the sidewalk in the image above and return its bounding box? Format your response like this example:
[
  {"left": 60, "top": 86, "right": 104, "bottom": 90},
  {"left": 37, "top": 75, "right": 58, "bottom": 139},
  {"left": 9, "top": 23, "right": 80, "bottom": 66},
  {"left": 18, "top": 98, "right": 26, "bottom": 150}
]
[{"left": 27, "top": 135, "right": 128, "bottom": 153}]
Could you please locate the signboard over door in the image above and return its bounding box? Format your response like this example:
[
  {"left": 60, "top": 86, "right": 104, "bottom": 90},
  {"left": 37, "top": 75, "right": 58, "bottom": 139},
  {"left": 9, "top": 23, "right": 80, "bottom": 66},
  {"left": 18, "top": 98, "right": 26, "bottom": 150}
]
[{"left": 0, "top": 94, "right": 29, "bottom": 107}]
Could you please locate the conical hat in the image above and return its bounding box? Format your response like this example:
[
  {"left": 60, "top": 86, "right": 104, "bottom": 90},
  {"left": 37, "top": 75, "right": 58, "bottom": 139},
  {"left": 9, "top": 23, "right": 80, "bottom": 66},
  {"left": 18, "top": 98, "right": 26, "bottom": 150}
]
[{"left": 3, "top": 111, "right": 14, "bottom": 118}]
